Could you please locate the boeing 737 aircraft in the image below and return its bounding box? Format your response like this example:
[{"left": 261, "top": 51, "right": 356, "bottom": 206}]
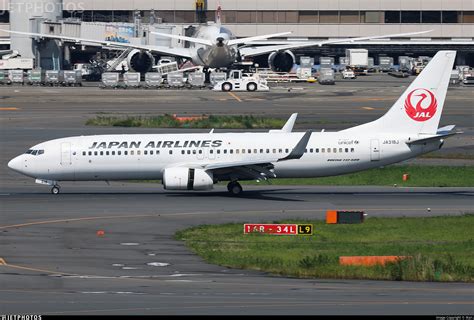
[
  {"left": 1, "top": 6, "right": 431, "bottom": 73},
  {"left": 8, "top": 51, "right": 458, "bottom": 195}
]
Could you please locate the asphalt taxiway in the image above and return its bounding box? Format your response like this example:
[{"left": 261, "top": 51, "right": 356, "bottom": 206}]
[{"left": 0, "top": 76, "right": 473, "bottom": 315}]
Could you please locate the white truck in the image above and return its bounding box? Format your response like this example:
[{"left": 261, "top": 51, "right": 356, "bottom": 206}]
[
  {"left": 0, "top": 58, "right": 34, "bottom": 70},
  {"left": 345, "top": 49, "right": 368, "bottom": 75},
  {"left": 213, "top": 70, "right": 269, "bottom": 92}
]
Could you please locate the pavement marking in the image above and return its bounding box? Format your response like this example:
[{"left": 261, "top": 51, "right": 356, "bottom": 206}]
[
  {"left": 227, "top": 92, "right": 242, "bottom": 102},
  {"left": 0, "top": 108, "right": 19, "bottom": 111},
  {"left": 362, "top": 107, "right": 375, "bottom": 110}
]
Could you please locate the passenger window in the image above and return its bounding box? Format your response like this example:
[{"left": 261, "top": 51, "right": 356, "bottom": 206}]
[
  {"left": 305, "top": 149, "right": 308, "bottom": 153},
  {"left": 273, "top": 149, "right": 276, "bottom": 153},
  {"left": 157, "top": 150, "right": 160, "bottom": 155},
  {"left": 333, "top": 148, "right": 337, "bottom": 153},
  {"left": 248, "top": 149, "right": 251, "bottom": 154},
  {"left": 182, "top": 150, "right": 185, "bottom": 155},
  {"left": 217, "top": 150, "right": 221, "bottom": 154},
  {"left": 242, "top": 149, "right": 245, "bottom": 154},
  {"left": 266, "top": 149, "right": 270, "bottom": 153},
  {"left": 254, "top": 149, "right": 257, "bottom": 154},
  {"left": 230, "top": 149, "right": 234, "bottom": 154},
  {"left": 130, "top": 151, "right": 134, "bottom": 156},
  {"left": 94, "top": 151, "right": 98, "bottom": 156},
  {"left": 278, "top": 149, "right": 282, "bottom": 153},
  {"left": 112, "top": 151, "right": 115, "bottom": 155},
  {"left": 82, "top": 151, "right": 86, "bottom": 156},
  {"left": 124, "top": 151, "right": 128, "bottom": 155},
  {"left": 210, "top": 150, "right": 214, "bottom": 154},
  {"left": 144, "top": 150, "right": 148, "bottom": 155},
  {"left": 88, "top": 151, "right": 92, "bottom": 156},
  {"left": 236, "top": 149, "right": 239, "bottom": 154},
  {"left": 198, "top": 150, "right": 202, "bottom": 154},
  {"left": 169, "top": 150, "right": 173, "bottom": 155},
  {"left": 321, "top": 148, "right": 325, "bottom": 153},
  {"left": 224, "top": 150, "right": 227, "bottom": 154},
  {"left": 285, "top": 149, "right": 289, "bottom": 153},
  {"left": 137, "top": 150, "right": 141, "bottom": 155},
  {"left": 193, "top": 150, "right": 196, "bottom": 154},
  {"left": 150, "top": 150, "right": 154, "bottom": 155},
  {"left": 118, "top": 151, "right": 121, "bottom": 155},
  {"left": 310, "top": 148, "right": 313, "bottom": 153},
  {"left": 351, "top": 148, "right": 355, "bottom": 152},
  {"left": 260, "top": 149, "right": 264, "bottom": 153},
  {"left": 106, "top": 151, "right": 110, "bottom": 156},
  {"left": 339, "top": 148, "right": 343, "bottom": 153},
  {"left": 345, "top": 148, "right": 349, "bottom": 153}
]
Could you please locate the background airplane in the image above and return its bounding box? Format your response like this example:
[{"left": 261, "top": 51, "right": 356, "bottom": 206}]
[
  {"left": 8, "top": 51, "right": 458, "bottom": 195},
  {"left": 1, "top": 6, "right": 432, "bottom": 73}
]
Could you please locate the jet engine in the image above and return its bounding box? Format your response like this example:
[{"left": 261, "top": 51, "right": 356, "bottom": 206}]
[
  {"left": 127, "top": 49, "right": 155, "bottom": 73},
  {"left": 163, "top": 167, "right": 214, "bottom": 191},
  {"left": 268, "top": 50, "right": 296, "bottom": 73}
]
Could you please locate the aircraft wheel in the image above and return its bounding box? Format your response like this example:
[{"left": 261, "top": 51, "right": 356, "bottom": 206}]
[
  {"left": 247, "top": 82, "right": 257, "bottom": 91},
  {"left": 51, "top": 186, "right": 60, "bottom": 195},
  {"left": 227, "top": 182, "right": 243, "bottom": 195},
  {"left": 222, "top": 82, "right": 232, "bottom": 92}
]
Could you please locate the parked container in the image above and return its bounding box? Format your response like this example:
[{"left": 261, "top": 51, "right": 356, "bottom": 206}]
[
  {"left": 0, "top": 70, "right": 11, "bottom": 85},
  {"left": 319, "top": 57, "right": 334, "bottom": 70},
  {"left": 26, "top": 69, "right": 44, "bottom": 85},
  {"left": 379, "top": 56, "right": 394, "bottom": 72},
  {"left": 167, "top": 72, "right": 185, "bottom": 87},
  {"left": 145, "top": 72, "right": 162, "bottom": 88},
  {"left": 317, "top": 68, "right": 335, "bottom": 85},
  {"left": 188, "top": 71, "right": 206, "bottom": 87},
  {"left": 62, "top": 70, "right": 82, "bottom": 86},
  {"left": 101, "top": 72, "right": 120, "bottom": 88},
  {"left": 210, "top": 72, "right": 227, "bottom": 86},
  {"left": 45, "top": 70, "right": 61, "bottom": 86},
  {"left": 8, "top": 70, "right": 24, "bottom": 85},
  {"left": 123, "top": 72, "right": 141, "bottom": 88}
]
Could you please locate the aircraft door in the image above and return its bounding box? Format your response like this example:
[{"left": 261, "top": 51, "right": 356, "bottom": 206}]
[
  {"left": 370, "top": 139, "right": 380, "bottom": 161},
  {"left": 60, "top": 142, "right": 72, "bottom": 165},
  {"left": 207, "top": 148, "right": 216, "bottom": 160}
]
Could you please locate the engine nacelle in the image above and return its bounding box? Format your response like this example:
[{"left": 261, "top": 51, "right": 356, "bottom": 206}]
[
  {"left": 127, "top": 49, "right": 155, "bottom": 73},
  {"left": 163, "top": 167, "right": 214, "bottom": 191},
  {"left": 268, "top": 50, "right": 296, "bottom": 73}
]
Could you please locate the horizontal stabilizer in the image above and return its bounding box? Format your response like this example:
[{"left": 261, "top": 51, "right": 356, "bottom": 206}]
[
  {"left": 406, "top": 132, "right": 459, "bottom": 145},
  {"left": 150, "top": 32, "right": 213, "bottom": 46},
  {"left": 437, "top": 125, "right": 456, "bottom": 134},
  {"left": 228, "top": 32, "right": 292, "bottom": 46}
]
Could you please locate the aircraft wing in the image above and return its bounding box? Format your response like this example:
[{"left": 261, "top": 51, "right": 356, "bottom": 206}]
[
  {"left": 177, "top": 130, "right": 312, "bottom": 180},
  {"left": 0, "top": 29, "right": 194, "bottom": 58},
  {"left": 239, "top": 30, "right": 432, "bottom": 58}
]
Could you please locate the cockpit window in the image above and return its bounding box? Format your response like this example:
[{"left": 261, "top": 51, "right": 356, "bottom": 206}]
[{"left": 25, "top": 149, "right": 45, "bottom": 156}]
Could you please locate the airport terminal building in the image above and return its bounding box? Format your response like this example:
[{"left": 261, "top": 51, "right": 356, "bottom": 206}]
[{"left": 0, "top": 0, "right": 473, "bottom": 67}]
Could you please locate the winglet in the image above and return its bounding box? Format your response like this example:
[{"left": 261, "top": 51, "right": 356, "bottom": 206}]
[
  {"left": 269, "top": 113, "right": 297, "bottom": 133},
  {"left": 278, "top": 130, "right": 312, "bottom": 161}
]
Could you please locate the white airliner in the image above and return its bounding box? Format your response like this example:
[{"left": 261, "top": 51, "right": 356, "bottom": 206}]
[{"left": 8, "top": 51, "right": 458, "bottom": 195}]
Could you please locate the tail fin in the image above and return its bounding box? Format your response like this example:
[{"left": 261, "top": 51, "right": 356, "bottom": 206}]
[
  {"left": 215, "top": 2, "right": 222, "bottom": 25},
  {"left": 344, "top": 51, "right": 456, "bottom": 134}
]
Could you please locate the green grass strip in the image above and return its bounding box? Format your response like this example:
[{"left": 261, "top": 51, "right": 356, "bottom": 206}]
[
  {"left": 175, "top": 215, "right": 474, "bottom": 282},
  {"left": 86, "top": 114, "right": 286, "bottom": 129}
]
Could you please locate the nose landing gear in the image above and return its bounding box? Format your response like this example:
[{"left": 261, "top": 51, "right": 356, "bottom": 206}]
[{"left": 51, "top": 185, "right": 61, "bottom": 195}]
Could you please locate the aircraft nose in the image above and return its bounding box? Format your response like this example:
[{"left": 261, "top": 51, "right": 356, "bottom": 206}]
[{"left": 8, "top": 156, "right": 22, "bottom": 173}]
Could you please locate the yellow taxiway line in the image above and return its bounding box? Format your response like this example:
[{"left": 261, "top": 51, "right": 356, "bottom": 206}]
[{"left": 227, "top": 92, "right": 242, "bottom": 102}]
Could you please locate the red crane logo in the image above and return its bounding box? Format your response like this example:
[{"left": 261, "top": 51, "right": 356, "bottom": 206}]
[{"left": 404, "top": 88, "right": 437, "bottom": 122}]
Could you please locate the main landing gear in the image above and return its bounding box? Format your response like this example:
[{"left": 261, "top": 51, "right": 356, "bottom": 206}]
[
  {"left": 51, "top": 185, "right": 61, "bottom": 195},
  {"left": 227, "top": 181, "right": 243, "bottom": 196}
]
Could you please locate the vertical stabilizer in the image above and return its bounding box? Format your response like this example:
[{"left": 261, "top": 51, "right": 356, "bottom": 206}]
[{"left": 343, "top": 51, "right": 456, "bottom": 134}]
